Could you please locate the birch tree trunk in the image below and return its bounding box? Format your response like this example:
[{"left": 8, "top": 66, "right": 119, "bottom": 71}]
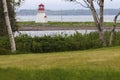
[
  {"left": 99, "top": 0, "right": 106, "bottom": 46},
  {"left": 89, "top": 0, "right": 106, "bottom": 46},
  {"left": 2, "top": 0, "right": 16, "bottom": 52}
]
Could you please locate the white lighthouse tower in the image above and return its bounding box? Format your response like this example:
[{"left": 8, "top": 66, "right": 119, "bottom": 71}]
[{"left": 35, "top": 3, "right": 47, "bottom": 23}]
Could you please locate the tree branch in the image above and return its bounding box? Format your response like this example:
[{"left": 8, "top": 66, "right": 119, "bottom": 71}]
[{"left": 109, "top": 11, "right": 120, "bottom": 46}]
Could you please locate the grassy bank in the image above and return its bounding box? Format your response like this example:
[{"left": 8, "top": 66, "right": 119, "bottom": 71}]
[
  {"left": 17, "top": 21, "right": 120, "bottom": 28},
  {"left": 0, "top": 46, "right": 120, "bottom": 80}
]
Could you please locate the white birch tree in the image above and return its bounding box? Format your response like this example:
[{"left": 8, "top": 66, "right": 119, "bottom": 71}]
[
  {"left": 2, "top": 0, "right": 16, "bottom": 52},
  {"left": 65, "top": 0, "right": 106, "bottom": 46}
]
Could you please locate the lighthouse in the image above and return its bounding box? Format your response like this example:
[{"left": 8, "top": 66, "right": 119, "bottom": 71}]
[{"left": 35, "top": 3, "right": 47, "bottom": 23}]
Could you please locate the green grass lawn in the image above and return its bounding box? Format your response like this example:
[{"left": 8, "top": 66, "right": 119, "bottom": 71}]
[
  {"left": 17, "top": 21, "right": 120, "bottom": 28},
  {"left": 0, "top": 46, "right": 120, "bottom": 80}
]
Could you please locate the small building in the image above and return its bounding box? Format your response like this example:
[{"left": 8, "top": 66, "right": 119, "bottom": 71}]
[{"left": 35, "top": 3, "right": 48, "bottom": 23}]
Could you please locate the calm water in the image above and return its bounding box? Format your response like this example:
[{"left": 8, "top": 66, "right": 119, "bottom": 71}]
[
  {"left": 15, "top": 15, "right": 120, "bottom": 37},
  {"left": 14, "top": 30, "right": 96, "bottom": 37},
  {"left": 16, "top": 15, "right": 118, "bottom": 22}
]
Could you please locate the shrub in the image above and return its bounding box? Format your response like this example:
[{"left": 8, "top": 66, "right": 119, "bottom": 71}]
[
  {"left": 0, "top": 31, "right": 120, "bottom": 54},
  {"left": 15, "top": 34, "right": 33, "bottom": 52},
  {"left": 0, "top": 36, "right": 10, "bottom": 49},
  {"left": 15, "top": 32, "right": 103, "bottom": 53},
  {"left": 0, "top": 47, "right": 11, "bottom": 55}
]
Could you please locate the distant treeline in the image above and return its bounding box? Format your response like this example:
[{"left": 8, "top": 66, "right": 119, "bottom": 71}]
[{"left": 17, "top": 9, "right": 120, "bottom": 16}]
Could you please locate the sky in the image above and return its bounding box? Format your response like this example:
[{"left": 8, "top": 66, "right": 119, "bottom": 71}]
[{"left": 18, "top": 0, "right": 120, "bottom": 10}]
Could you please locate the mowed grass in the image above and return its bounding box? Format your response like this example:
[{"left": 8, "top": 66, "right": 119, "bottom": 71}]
[{"left": 0, "top": 46, "right": 120, "bottom": 80}]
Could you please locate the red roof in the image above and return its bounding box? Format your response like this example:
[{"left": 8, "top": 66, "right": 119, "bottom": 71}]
[
  {"left": 38, "top": 3, "right": 45, "bottom": 11},
  {"left": 39, "top": 3, "right": 44, "bottom": 7}
]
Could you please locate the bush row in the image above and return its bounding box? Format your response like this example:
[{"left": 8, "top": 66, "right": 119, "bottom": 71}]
[
  {"left": 15, "top": 32, "right": 102, "bottom": 53},
  {"left": 0, "top": 31, "right": 120, "bottom": 54}
]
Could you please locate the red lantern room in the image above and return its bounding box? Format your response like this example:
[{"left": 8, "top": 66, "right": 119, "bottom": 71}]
[{"left": 38, "top": 3, "right": 44, "bottom": 11}]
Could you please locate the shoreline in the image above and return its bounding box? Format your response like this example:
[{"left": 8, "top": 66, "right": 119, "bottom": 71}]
[{"left": 18, "top": 26, "right": 120, "bottom": 31}]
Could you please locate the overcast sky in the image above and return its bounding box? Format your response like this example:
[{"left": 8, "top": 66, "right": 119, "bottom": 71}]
[{"left": 18, "top": 0, "right": 120, "bottom": 10}]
